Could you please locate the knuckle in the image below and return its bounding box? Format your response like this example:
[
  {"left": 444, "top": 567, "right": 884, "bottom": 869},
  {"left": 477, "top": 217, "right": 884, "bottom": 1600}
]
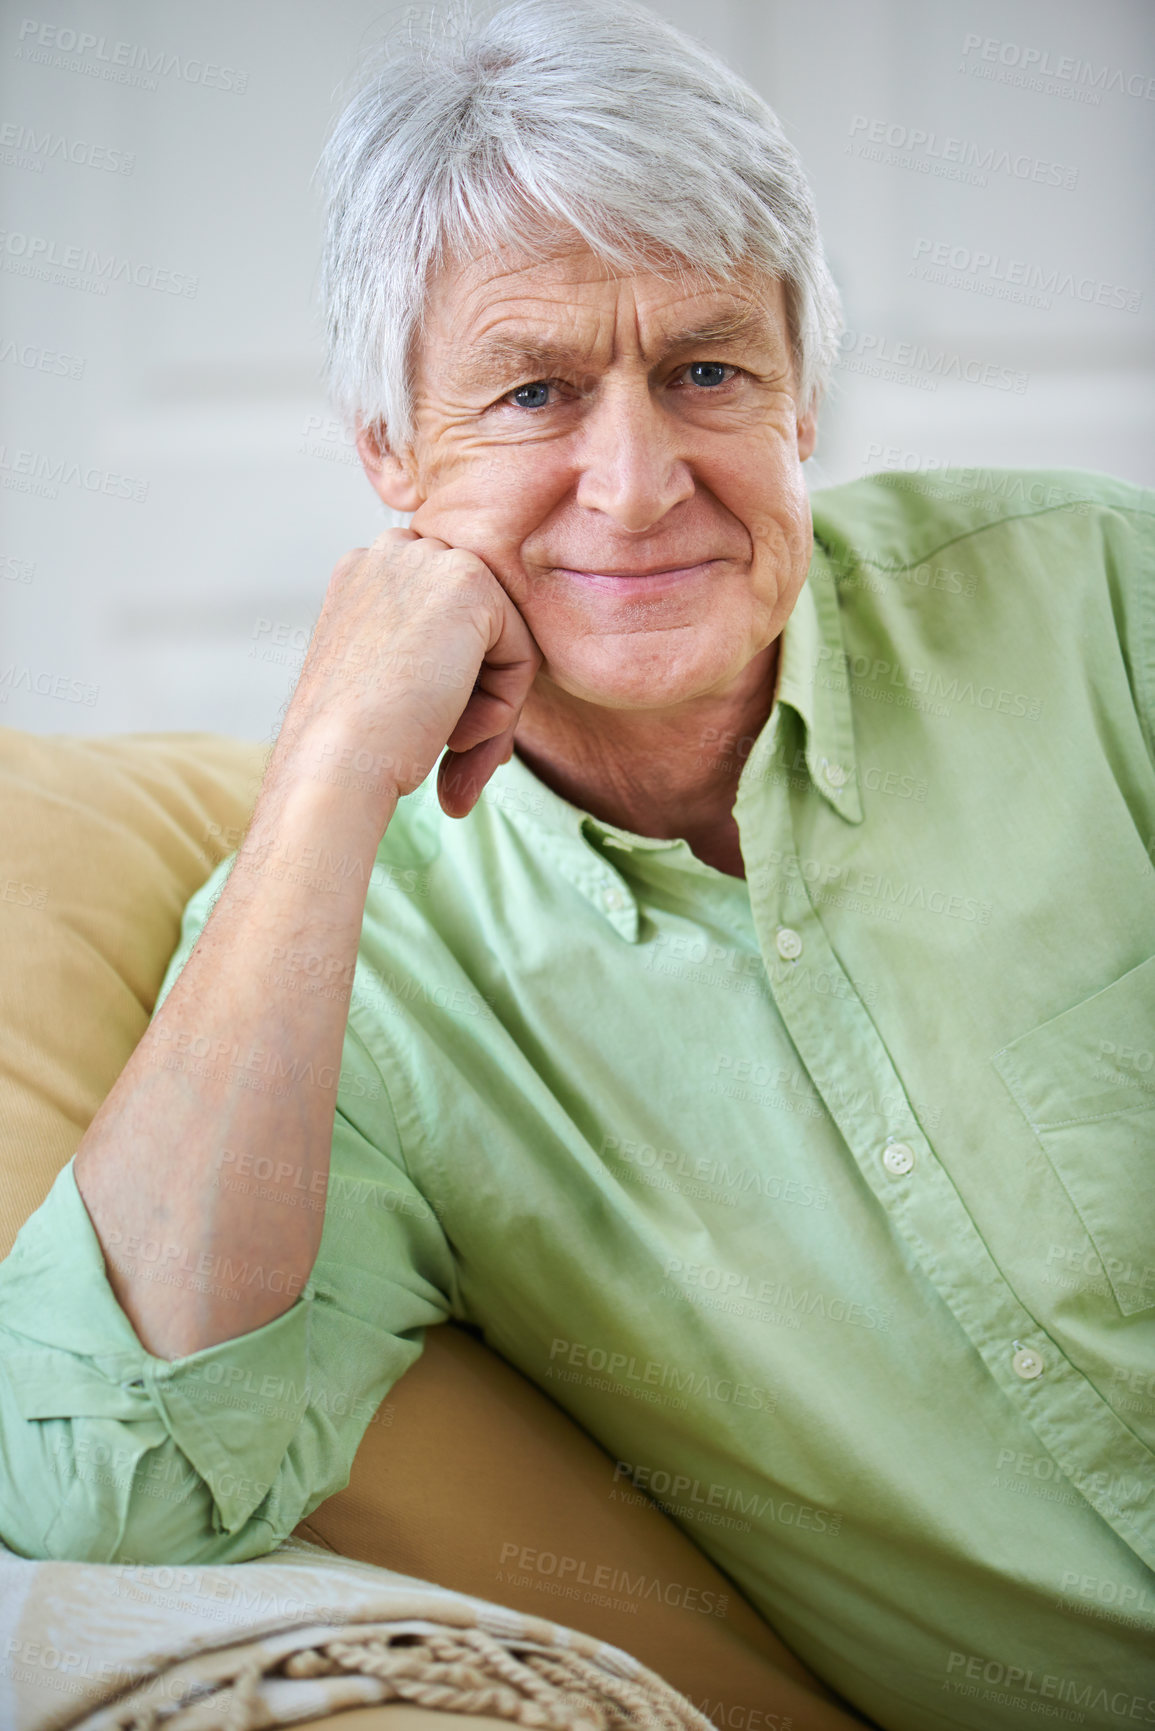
[
  {"left": 442, "top": 546, "right": 488, "bottom": 582},
  {"left": 331, "top": 548, "right": 366, "bottom": 582}
]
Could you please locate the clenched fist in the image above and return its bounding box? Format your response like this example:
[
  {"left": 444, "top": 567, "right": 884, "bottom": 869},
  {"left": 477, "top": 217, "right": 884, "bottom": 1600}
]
[{"left": 282, "top": 526, "right": 542, "bottom": 822}]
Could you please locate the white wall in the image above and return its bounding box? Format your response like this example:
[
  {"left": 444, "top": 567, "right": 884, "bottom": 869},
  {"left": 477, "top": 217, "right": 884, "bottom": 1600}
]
[{"left": 1, "top": 0, "right": 1152, "bottom": 739}]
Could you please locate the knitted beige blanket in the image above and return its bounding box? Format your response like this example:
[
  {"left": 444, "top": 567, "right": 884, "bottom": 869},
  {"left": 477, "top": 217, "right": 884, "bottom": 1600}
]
[{"left": 0, "top": 1537, "right": 714, "bottom": 1731}]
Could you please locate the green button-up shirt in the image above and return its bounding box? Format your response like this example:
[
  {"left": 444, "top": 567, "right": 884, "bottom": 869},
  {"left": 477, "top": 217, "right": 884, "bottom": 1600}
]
[{"left": 2, "top": 467, "right": 1154, "bottom": 1730}]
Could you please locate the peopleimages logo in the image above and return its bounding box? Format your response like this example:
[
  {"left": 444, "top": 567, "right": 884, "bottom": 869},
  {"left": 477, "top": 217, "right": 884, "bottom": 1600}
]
[
  {"left": 836, "top": 329, "right": 1028, "bottom": 394},
  {"left": 0, "top": 339, "right": 85, "bottom": 379},
  {"left": 911, "top": 239, "right": 1142, "bottom": 314},
  {"left": 0, "top": 445, "right": 147, "bottom": 501},
  {"left": 847, "top": 116, "right": 1078, "bottom": 190},
  {"left": 945, "top": 1651, "right": 1155, "bottom": 1721},
  {"left": 0, "top": 230, "right": 198, "bottom": 297},
  {"left": 14, "top": 19, "right": 249, "bottom": 94},
  {"left": 960, "top": 34, "right": 1155, "bottom": 102},
  {"left": 0, "top": 121, "right": 134, "bottom": 174}
]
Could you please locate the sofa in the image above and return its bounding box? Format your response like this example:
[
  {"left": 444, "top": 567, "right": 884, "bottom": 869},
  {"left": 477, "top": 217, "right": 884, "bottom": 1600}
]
[{"left": 0, "top": 724, "right": 867, "bottom": 1729}]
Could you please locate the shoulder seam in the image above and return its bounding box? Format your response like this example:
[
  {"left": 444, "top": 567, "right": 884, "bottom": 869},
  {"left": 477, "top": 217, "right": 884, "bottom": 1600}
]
[{"left": 831, "top": 499, "right": 1155, "bottom": 578}]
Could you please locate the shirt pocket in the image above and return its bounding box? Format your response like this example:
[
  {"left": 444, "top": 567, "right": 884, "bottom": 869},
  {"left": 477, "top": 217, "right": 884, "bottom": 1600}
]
[{"left": 991, "top": 953, "right": 1155, "bottom": 1317}]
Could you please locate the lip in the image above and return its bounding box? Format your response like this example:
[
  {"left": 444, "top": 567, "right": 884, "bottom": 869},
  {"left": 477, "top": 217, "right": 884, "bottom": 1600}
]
[{"left": 556, "top": 560, "right": 720, "bottom": 596}]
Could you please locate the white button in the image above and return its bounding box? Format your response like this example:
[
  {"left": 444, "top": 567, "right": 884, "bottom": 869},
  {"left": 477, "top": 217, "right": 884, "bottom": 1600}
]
[
  {"left": 602, "top": 884, "right": 625, "bottom": 911},
  {"left": 882, "top": 1140, "right": 915, "bottom": 1176},
  {"left": 775, "top": 927, "right": 803, "bottom": 961},
  {"left": 822, "top": 760, "right": 848, "bottom": 788},
  {"left": 1011, "top": 1345, "right": 1044, "bottom": 1381}
]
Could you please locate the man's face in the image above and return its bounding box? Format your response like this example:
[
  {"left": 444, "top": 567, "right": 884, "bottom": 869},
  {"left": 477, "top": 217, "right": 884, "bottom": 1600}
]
[{"left": 360, "top": 238, "right": 817, "bottom": 715}]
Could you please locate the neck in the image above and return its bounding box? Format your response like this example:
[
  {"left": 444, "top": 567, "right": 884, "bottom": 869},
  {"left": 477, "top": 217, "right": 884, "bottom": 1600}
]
[{"left": 511, "top": 642, "right": 780, "bottom": 879}]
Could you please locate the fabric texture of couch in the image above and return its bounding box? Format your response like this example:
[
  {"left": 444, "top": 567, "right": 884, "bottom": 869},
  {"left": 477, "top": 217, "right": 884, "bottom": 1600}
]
[{"left": 0, "top": 725, "right": 866, "bottom": 1728}]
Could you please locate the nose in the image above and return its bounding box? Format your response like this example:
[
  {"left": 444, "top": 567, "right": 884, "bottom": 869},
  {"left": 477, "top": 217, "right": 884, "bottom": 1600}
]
[{"left": 572, "top": 378, "right": 695, "bottom": 533}]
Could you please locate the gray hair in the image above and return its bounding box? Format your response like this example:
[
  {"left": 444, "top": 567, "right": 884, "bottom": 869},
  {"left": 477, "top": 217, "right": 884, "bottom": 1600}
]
[{"left": 319, "top": 0, "right": 842, "bottom": 458}]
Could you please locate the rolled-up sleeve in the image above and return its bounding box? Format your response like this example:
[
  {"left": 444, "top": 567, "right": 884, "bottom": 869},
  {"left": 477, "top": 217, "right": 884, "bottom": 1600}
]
[
  {"left": 0, "top": 1110, "right": 451, "bottom": 1562},
  {"left": 0, "top": 929, "right": 454, "bottom": 1563}
]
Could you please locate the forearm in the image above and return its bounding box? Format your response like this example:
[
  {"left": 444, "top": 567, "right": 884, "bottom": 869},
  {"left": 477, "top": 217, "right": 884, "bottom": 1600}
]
[
  {"left": 73, "top": 730, "right": 397, "bottom": 1361},
  {"left": 72, "top": 524, "right": 537, "bottom": 1363}
]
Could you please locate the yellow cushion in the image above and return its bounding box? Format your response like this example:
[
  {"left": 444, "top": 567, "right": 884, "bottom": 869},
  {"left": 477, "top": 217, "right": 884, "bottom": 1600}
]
[
  {"left": 0, "top": 727, "right": 267, "bottom": 1256},
  {"left": 0, "top": 724, "right": 854, "bottom": 1723}
]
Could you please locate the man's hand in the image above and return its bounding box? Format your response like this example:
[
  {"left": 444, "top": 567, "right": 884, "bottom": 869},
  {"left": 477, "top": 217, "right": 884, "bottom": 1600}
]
[{"left": 285, "top": 527, "right": 542, "bottom": 822}]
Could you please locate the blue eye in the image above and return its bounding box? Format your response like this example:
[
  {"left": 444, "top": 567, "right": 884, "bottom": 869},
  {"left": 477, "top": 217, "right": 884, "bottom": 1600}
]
[
  {"left": 509, "top": 381, "right": 553, "bottom": 409},
  {"left": 687, "top": 362, "right": 733, "bottom": 388},
  {"left": 503, "top": 363, "right": 735, "bottom": 410}
]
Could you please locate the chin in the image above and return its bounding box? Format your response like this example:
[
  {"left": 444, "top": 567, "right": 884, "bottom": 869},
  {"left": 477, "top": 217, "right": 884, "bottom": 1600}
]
[{"left": 541, "top": 640, "right": 745, "bottom": 711}]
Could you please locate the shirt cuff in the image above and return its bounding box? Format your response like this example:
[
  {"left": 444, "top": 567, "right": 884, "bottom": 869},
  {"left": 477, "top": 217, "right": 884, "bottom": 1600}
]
[{"left": 0, "top": 1159, "right": 314, "bottom": 1534}]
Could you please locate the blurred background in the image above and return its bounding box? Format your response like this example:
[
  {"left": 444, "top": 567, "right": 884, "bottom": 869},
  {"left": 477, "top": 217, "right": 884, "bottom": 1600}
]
[{"left": 1, "top": 0, "right": 1152, "bottom": 739}]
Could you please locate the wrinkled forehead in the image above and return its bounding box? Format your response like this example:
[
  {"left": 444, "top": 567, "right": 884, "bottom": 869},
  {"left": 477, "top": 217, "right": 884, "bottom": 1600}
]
[{"left": 417, "top": 237, "right": 792, "bottom": 383}]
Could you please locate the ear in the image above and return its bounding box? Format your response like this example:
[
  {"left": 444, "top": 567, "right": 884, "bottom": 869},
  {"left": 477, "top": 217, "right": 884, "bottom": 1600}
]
[
  {"left": 355, "top": 423, "right": 424, "bottom": 512},
  {"left": 796, "top": 405, "right": 817, "bottom": 463}
]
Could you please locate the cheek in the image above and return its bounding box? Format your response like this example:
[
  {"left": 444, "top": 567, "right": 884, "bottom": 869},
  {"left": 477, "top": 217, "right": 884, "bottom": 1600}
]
[
  {"left": 717, "top": 437, "right": 806, "bottom": 532},
  {"left": 410, "top": 452, "right": 558, "bottom": 584},
  {"left": 481, "top": 458, "right": 575, "bottom": 596},
  {"left": 745, "top": 510, "right": 809, "bottom": 599},
  {"left": 473, "top": 446, "right": 561, "bottom": 523}
]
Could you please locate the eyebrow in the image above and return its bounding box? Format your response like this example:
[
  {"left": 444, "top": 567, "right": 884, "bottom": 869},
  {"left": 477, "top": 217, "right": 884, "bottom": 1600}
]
[{"left": 450, "top": 303, "right": 781, "bottom": 392}]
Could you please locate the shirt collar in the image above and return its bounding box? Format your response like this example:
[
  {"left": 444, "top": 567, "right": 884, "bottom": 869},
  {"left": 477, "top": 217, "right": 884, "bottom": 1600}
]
[{"left": 487, "top": 535, "right": 862, "bottom": 937}]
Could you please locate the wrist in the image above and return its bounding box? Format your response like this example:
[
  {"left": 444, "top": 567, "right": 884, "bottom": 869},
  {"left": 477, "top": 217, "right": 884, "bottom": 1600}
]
[
  {"left": 233, "top": 736, "right": 399, "bottom": 898},
  {"left": 267, "top": 719, "right": 402, "bottom": 823}
]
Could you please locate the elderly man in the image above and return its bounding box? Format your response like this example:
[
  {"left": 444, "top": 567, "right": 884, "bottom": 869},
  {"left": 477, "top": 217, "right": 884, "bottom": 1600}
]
[{"left": 1, "top": 0, "right": 1152, "bottom": 1725}]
